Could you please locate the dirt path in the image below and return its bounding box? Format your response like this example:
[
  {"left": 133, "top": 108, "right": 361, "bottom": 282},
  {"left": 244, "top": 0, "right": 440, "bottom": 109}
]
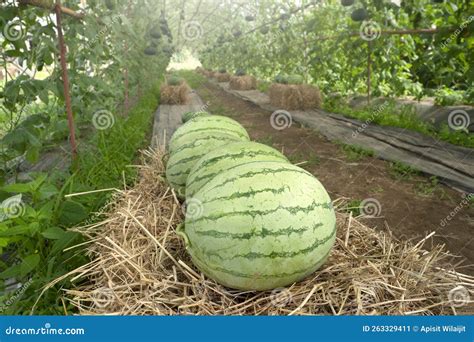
[{"left": 192, "top": 79, "right": 474, "bottom": 274}]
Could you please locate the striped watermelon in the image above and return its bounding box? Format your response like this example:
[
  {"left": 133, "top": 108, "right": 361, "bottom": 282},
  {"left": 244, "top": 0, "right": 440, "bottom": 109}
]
[
  {"left": 186, "top": 142, "right": 289, "bottom": 199},
  {"left": 169, "top": 115, "right": 250, "bottom": 153},
  {"left": 182, "top": 110, "right": 209, "bottom": 123},
  {"left": 178, "top": 161, "right": 336, "bottom": 290},
  {"left": 166, "top": 132, "right": 243, "bottom": 198}
]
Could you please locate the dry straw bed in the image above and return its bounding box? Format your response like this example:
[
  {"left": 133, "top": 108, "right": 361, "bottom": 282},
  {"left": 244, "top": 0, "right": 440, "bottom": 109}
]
[
  {"left": 269, "top": 83, "right": 322, "bottom": 110},
  {"left": 45, "top": 149, "right": 474, "bottom": 315},
  {"left": 229, "top": 75, "right": 257, "bottom": 91},
  {"left": 160, "top": 82, "right": 190, "bottom": 105},
  {"left": 215, "top": 72, "right": 231, "bottom": 82}
]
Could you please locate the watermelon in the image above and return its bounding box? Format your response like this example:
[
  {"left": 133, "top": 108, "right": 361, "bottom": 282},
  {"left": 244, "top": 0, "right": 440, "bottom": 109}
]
[
  {"left": 178, "top": 161, "right": 336, "bottom": 290},
  {"left": 186, "top": 142, "right": 289, "bottom": 199},
  {"left": 182, "top": 110, "right": 210, "bottom": 123},
  {"left": 166, "top": 132, "right": 242, "bottom": 198},
  {"left": 169, "top": 115, "right": 250, "bottom": 153}
]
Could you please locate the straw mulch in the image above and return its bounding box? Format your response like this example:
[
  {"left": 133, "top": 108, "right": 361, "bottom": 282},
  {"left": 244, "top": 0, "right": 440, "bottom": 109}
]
[
  {"left": 215, "top": 72, "right": 231, "bottom": 82},
  {"left": 229, "top": 75, "right": 257, "bottom": 90},
  {"left": 204, "top": 70, "right": 217, "bottom": 78},
  {"left": 160, "top": 82, "right": 190, "bottom": 105},
  {"left": 269, "top": 83, "right": 322, "bottom": 110},
  {"left": 48, "top": 149, "right": 474, "bottom": 315}
]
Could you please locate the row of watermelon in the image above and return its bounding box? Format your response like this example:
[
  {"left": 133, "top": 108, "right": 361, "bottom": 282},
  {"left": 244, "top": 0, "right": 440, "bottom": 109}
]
[{"left": 165, "top": 111, "right": 337, "bottom": 291}]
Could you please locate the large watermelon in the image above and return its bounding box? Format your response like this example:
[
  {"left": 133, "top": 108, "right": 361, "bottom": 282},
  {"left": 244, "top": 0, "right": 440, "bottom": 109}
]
[
  {"left": 182, "top": 110, "right": 209, "bottom": 123},
  {"left": 178, "top": 161, "right": 336, "bottom": 290},
  {"left": 166, "top": 132, "right": 242, "bottom": 198},
  {"left": 186, "top": 141, "right": 289, "bottom": 199},
  {"left": 169, "top": 115, "right": 250, "bottom": 153}
]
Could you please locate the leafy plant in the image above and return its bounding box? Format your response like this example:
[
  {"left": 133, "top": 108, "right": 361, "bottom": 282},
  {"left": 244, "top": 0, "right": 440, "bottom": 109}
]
[{"left": 389, "top": 161, "right": 420, "bottom": 180}]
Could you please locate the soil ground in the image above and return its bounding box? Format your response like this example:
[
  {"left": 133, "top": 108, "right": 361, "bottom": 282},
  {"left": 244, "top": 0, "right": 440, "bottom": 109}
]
[{"left": 192, "top": 79, "right": 474, "bottom": 274}]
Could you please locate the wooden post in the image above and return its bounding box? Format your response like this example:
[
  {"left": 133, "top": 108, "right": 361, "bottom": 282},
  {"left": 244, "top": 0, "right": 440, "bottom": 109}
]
[
  {"left": 19, "top": 0, "right": 84, "bottom": 19},
  {"left": 55, "top": 0, "right": 77, "bottom": 160},
  {"left": 367, "top": 40, "right": 371, "bottom": 106}
]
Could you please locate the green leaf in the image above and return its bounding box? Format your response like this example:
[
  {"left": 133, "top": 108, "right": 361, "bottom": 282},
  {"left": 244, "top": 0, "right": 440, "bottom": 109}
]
[
  {"left": 58, "top": 200, "right": 88, "bottom": 225},
  {"left": 2, "top": 182, "right": 31, "bottom": 193},
  {"left": 37, "top": 183, "right": 58, "bottom": 201},
  {"left": 50, "top": 231, "right": 79, "bottom": 255},
  {"left": 41, "top": 227, "right": 67, "bottom": 240},
  {"left": 0, "top": 254, "right": 40, "bottom": 279},
  {"left": 25, "top": 146, "right": 40, "bottom": 163},
  {"left": 20, "top": 254, "right": 40, "bottom": 275}
]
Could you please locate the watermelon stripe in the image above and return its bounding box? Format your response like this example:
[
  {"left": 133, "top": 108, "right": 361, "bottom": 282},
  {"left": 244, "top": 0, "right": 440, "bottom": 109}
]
[
  {"left": 202, "top": 228, "right": 336, "bottom": 261},
  {"left": 172, "top": 135, "right": 237, "bottom": 154},
  {"left": 187, "top": 151, "right": 288, "bottom": 187},
  {"left": 167, "top": 156, "right": 203, "bottom": 175},
  {"left": 195, "top": 222, "right": 324, "bottom": 240},
  {"left": 201, "top": 167, "right": 313, "bottom": 194},
  {"left": 190, "top": 200, "right": 333, "bottom": 223},
  {"left": 191, "top": 247, "right": 333, "bottom": 280},
  {"left": 173, "top": 127, "right": 249, "bottom": 140},
  {"left": 196, "top": 149, "right": 287, "bottom": 169},
  {"left": 199, "top": 186, "right": 291, "bottom": 203}
]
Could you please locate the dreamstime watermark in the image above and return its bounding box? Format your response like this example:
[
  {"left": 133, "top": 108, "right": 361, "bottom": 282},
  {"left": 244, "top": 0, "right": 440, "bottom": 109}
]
[
  {"left": 0, "top": 194, "right": 26, "bottom": 222},
  {"left": 5, "top": 323, "right": 85, "bottom": 336},
  {"left": 440, "top": 16, "right": 474, "bottom": 49},
  {"left": 448, "top": 286, "right": 471, "bottom": 307},
  {"left": 270, "top": 110, "right": 292, "bottom": 130},
  {"left": 439, "top": 193, "right": 472, "bottom": 228},
  {"left": 181, "top": 21, "right": 203, "bottom": 41},
  {"left": 360, "top": 198, "right": 382, "bottom": 217},
  {"left": 447, "top": 109, "right": 470, "bottom": 132},
  {"left": 92, "top": 110, "right": 115, "bottom": 130},
  {"left": 198, "top": 100, "right": 211, "bottom": 112},
  {"left": 182, "top": 198, "right": 204, "bottom": 220},
  {"left": 92, "top": 287, "right": 115, "bottom": 308},
  {"left": 2, "top": 20, "right": 26, "bottom": 42},
  {"left": 359, "top": 20, "right": 381, "bottom": 41},
  {"left": 352, "top": 101, "right": 389, "bottom": 138},
  {"left": 0, "top": 278, "right": 33, "bottom": 313},
  {"left": 269, "top": 287, "right": 293, "bottom": 308}
]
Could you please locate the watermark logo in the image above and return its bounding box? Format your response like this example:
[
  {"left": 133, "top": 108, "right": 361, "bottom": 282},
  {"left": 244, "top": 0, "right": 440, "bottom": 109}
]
[
  {"left": 0, "top": 278, "right": 33, "bottom": 313},
  {"left": 182, "top": 198, "right": 204, "bottom": 220},
  {"left": 270, "top": 110, "right": 292, "bottom": 130},
  {"left": 182, "top": 21, "right": 203, "bottom": 41},
  {"left": 270, "top": 288, "right": 293, "bottom": 308},
  {"left": 352, "top": 102, "right": 389, "bottom": 138},
  {"left": 448, "top": 286, "right": 470, "bottom": 307},
  {"left": 360, "top": 198, "right": 382, "bottom": 217},
  {"left": 92, "top": 110, "right": 115, "bottom": 130},
  {"left": 2, "top": 20, "right": 26, "bottom": 42},
  {"left": 439, "top": 193, "right": 472, "bottom": 227},
  {"left": 0, "top": 195, "right": 26, "bottom": 222},
  {"left": 359, "top": 20, "right": 381, "bottom": 41},
  {"left": 447, "top": 109, "right": 470, "bottom": 132},
  {"left": 440, "top": 16, "right": 473, "bottom": 48},
  {"left": 92, "top": 287, "right": 115, "bottom": 308}
]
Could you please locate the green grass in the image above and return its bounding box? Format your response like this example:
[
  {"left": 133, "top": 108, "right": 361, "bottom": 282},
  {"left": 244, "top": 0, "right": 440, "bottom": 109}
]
[
  {"left": 257, "top": 80, "right": 271, "bottom": 93},
  {"left": 255, "top": 134, "right": 275, "bottom": 146},
  {"left": 342, "top": 199, "right": 363, "bottom": 216},
  {"left": 415, "top": 176, "right": 445, "bottom": 198},
  {"left": 336, "top": 142, "right": 374, "bottom": 161},
  {"left": 174, "top": 69, "right": 207, "bottom": 89},
  {"left": 288, "top": 150, "right": 320, "bottom": 166},
  {"left": 389, "top": 161, "right": 420, "bottom": 180},
  {"left": 0, "top": 81, "right": 162, "bottom": 315},
  {"left": 324, "top": 98, "right": 474, "bottom": 148}
]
